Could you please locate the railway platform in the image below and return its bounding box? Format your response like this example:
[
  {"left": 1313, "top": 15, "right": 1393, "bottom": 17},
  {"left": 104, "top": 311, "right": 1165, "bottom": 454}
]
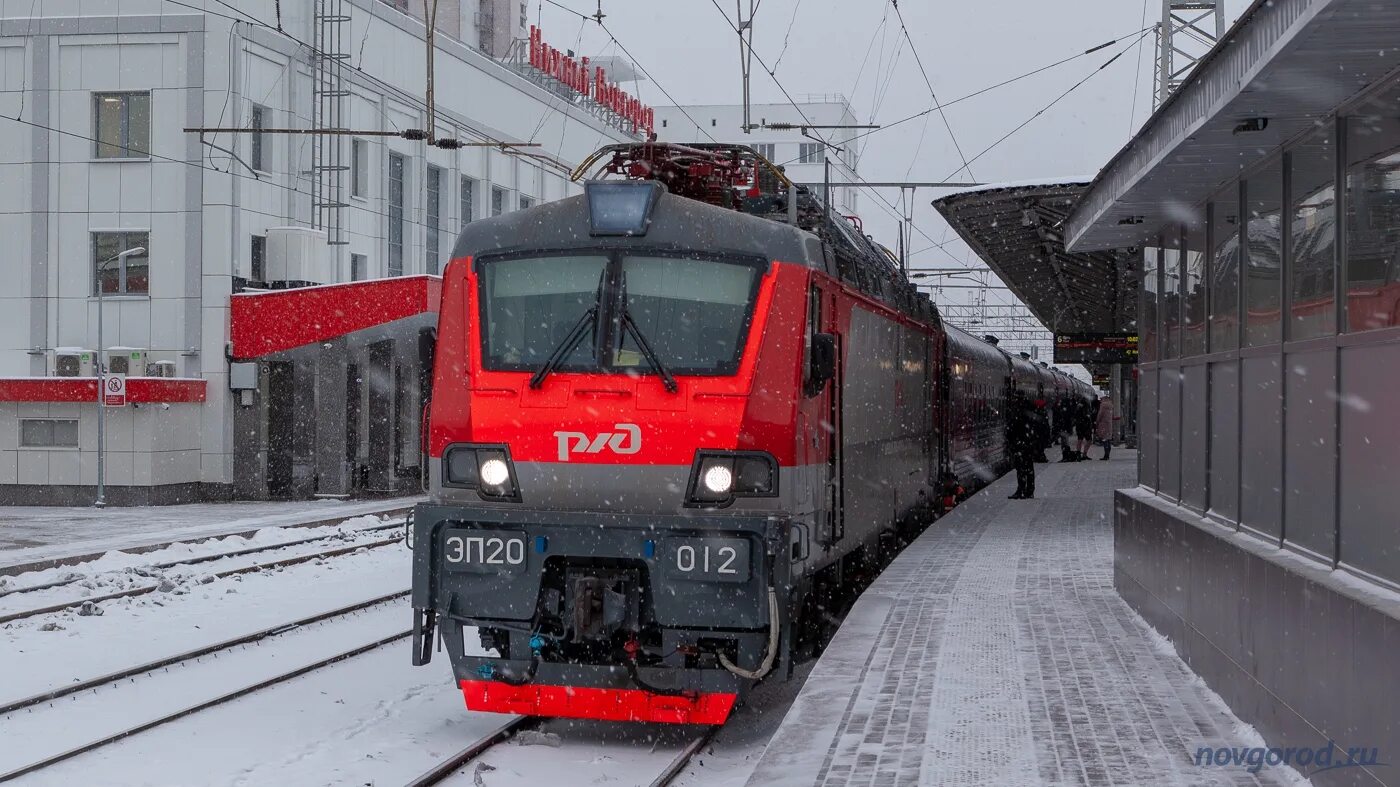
[
  {"left": 748, "top": 451, "right": 1300, "bottom": 787},
  {"left": 0, "top": 496, "right": 419, "bottom": 576}
]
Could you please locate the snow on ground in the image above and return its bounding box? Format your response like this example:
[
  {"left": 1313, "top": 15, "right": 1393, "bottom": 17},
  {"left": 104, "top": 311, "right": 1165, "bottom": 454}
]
[
  {"left": 0, "top": 541, "right": 411, "bottom": 707},
  {"left": 0, "top": 514, "right": 391, "bottom": 596},
  {"left": 672, "top": 662, "right": 815, "bottom": 787},
  {"left": 0, "top": 497, "right": 419, "bottom": 565},
  {"left": 437, "top": 719, "right": 698, "bottom": 786}
]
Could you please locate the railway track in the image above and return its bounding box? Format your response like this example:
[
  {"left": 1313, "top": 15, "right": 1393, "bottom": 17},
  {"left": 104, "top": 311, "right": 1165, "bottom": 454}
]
[
  {"left": 0, "top": 532, "right": 404, "bottom": 625},
  {"left": 0, "top": 596, "right": 412, "bottom": 783},
  {"left": 402, "top": 718, "right": 718, "bottom": 787},
  {"left": 0, "top": 519, "right": 404, "bottom": 599}
]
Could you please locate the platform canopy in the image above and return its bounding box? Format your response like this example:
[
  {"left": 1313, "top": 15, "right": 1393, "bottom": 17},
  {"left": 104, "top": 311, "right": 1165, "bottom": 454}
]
[
  {"left": 1066, "top": 0, "right": 1400, "bottom": 251},
  {"left": 932, "top": 180, "right": 1139, "bottom": 335}
]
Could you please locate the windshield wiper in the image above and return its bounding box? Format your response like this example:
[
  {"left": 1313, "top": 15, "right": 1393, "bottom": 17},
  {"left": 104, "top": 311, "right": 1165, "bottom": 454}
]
[
  {"left": 621, "top": 310, "right": 678, "bottom": 393},
  {"left": 529, "top": 306, "right": 597, "bottom": 389}
]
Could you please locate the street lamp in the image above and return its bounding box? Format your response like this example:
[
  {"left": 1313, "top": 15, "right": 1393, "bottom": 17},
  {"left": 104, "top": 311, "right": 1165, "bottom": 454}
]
[{"left": 94, "top": 246, "right": 146, "bottom": 508}]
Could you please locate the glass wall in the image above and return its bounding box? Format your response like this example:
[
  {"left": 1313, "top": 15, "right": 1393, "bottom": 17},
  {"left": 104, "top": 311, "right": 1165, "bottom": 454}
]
[
  {"left": 1210, "top": 191, "right": 1241, "bottom": 351},
  {"left": 1344, "top": 108, "right": 1400, "bottom": 332},
  {"left": 1161, "top": 232, "right": 1182, "bottom": 359},
  {"left": 1245, "top": 159, "right": 1284, "bottom": 346},
  {"left": 1183, "top": 225, "right": 1207, "bottom": 356},
  {"left": 1141, "top": 247, "right": 1160, "bottom": 363},
  {"left": 1290, "top": 127, "right": 1337, "bottom": 340}
]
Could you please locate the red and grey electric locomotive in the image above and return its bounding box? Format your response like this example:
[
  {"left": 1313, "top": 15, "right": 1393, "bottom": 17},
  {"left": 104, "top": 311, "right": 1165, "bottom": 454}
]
[{"left": 409, "top": 142, "right": 1091, "bottom": 725}]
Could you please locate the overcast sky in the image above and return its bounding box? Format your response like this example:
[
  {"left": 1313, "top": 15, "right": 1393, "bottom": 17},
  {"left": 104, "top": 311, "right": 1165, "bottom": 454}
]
[{"left": 533, "top": 0, "right": 1251, "bottom": 355}]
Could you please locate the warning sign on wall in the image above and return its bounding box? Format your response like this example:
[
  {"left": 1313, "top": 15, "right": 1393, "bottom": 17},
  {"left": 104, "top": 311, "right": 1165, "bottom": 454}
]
[{"left": 101, "top": 375, "right": 127, "bottom": 407}]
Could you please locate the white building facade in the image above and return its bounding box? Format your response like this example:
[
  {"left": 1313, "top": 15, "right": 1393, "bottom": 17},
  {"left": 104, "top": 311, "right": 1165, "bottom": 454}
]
[
  {"left": 654, "top": 96, "right": 862, "bottom": 217},
  {"left": 0, "top": 0, "right": 635, "bottom": 504}
]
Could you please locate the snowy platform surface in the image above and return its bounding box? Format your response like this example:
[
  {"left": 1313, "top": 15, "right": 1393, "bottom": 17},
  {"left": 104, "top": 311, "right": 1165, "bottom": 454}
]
[
  {"left": 747, "top": 452, "right": 1300, "bottom": 787},
  {"left": 0, "top": 496, "right": 420, "bottom": 574}
]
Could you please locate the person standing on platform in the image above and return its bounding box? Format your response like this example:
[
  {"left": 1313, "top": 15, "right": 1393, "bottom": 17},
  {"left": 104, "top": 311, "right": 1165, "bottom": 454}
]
[
  {"left": 1008, "top": 394, "right": 1038, "bottom": 499},
  {"left": 1075, "top": 397, "right": 1097, "bottom": 460},
  {"left": 1095, "top": 395, "right": 1117, "bottom": 460}
]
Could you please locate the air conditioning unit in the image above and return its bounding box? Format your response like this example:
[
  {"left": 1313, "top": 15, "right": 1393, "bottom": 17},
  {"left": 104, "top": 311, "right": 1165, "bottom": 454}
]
[
  {"left": 51, "top": 348, "right": 95, "bottom": 378},
  {"left": 145, "top": 360, "right": 178, "bottom": 378},
  {"left": 105, "top": 347, "right": 148, "bottom": 376},
  {"left": 266, "top": 227, "right": 331, "bottom": 285}
]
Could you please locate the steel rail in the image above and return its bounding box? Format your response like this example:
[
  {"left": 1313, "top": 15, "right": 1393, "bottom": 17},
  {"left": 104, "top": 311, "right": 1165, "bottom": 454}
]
[
  {"left": 0, "top": 589, "right": 409, "bottom": 716},
  {"left": 401, "top": 717, "right": 539, "bottom": 787},
  {"left": 0, "top": 535, "right": 403, "bottom": 626},
  {"left": 0, "top": 521, "right": 403, "bottom": 599},
  {"left": 0, "top": 630, "right": 411, "bottom": 783},
  {"left": 647, "top": 727, "right": 720, "bottom": 787}
]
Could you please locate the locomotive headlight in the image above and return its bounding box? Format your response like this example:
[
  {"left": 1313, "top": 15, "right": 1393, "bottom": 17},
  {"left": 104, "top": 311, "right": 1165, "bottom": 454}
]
[
  {"left": 702, "top": 463, "right": 734, "bottom": 495},
  {"left": 441, "top": 444, "right": 519, "bottom": 501},
  {"left": 686, "top": 451, "right": 777, "bottom": 507},
  {"left": 479, "top": 457, "right": 511, "bottom": 488}
]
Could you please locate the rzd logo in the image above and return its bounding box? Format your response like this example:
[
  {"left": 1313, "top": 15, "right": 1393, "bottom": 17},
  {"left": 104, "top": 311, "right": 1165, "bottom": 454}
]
[{"left": 554, "top": 423, "right": 641, "bottom": 461}]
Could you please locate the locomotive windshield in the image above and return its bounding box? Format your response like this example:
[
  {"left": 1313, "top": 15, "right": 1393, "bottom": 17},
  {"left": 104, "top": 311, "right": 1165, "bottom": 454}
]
[{"left": 477, "top": 252, "right": 765, "bottom": 378}]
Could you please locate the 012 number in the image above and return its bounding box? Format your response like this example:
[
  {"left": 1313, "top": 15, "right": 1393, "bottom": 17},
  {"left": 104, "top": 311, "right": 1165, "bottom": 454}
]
[{"left": 675, "top": 544, "right": 739, "bottom": 575}]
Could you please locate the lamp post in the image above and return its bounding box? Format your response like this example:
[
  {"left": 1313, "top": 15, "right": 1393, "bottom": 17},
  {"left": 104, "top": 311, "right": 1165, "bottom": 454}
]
[{"left": 94, "top": 246, "right": 146, "bottom": 508}]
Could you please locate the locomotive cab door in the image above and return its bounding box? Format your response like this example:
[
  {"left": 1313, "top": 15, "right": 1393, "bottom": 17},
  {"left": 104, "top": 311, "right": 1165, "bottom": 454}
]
[{"left": 807, "top": 284, "right": 843, "bottom": 546}]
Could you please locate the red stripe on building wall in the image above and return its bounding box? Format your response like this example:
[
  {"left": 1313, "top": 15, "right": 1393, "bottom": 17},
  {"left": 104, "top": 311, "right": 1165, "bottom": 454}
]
[
  {"left": 229, "top": 275, "right": 442, "bottom": 359},
  {"left": 0, "top": 378, "right": 207, "bottom": 403}
]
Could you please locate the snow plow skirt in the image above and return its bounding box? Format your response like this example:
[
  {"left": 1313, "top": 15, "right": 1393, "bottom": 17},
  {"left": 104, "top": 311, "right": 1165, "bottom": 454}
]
[{"left": 459, "top": 679, "right": 737, "bottom": 725}]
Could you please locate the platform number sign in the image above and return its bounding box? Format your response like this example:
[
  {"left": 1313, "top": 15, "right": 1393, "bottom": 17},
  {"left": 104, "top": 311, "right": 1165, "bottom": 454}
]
[{"left": 101, "top": 374, "right": 127, "bottom": 407}]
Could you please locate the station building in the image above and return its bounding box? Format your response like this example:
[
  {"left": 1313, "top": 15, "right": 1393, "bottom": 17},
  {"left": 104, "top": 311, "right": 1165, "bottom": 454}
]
[
  {"left": 1064, "top": 0, "right": 1400, "bottom": 772},
  {"left": 0, "top": 0, "right": 637, "bottom": 504}
]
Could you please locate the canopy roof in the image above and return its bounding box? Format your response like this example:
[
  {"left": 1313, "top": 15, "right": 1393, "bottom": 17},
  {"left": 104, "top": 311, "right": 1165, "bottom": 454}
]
[{"left": 932, "top": 181, "right": 1138, "bottom": 335}]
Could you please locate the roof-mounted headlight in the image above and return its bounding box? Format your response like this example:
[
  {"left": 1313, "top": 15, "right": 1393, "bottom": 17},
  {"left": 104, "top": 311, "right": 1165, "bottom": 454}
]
[{"left": 585, "top": 180, "right": 664, "bottom": 236}]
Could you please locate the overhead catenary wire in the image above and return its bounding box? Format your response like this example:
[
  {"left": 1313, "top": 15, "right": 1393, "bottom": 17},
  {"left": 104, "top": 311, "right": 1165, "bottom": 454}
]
[{"left": 890, "top": 0, "right": 975, "bottom": 180}]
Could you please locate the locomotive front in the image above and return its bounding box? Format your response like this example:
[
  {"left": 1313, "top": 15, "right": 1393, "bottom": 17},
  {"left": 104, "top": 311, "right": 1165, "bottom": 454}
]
[{"left": 410, "top": 178, "right": 825, "bottom": 724}]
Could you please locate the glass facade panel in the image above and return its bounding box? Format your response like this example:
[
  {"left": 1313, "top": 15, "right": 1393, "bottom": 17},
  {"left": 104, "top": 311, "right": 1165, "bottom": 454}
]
[
  {"left": 1209, "top": 193, "right": 1240, "bottom": 351},
  {"left": 1344, "top": 109, "right": 1400, "bottom": 332},
  {"left": 1162, "top": 232, "right": 1182, "bottom": 359},
  {"left": 1183, "top": 224, "right": 1207, "bottom": 356},
  {"left": 1245, "top": 160, "right": 1284, "bottom": 346},
  {"left": 1289, "top": 126, "right": 1337, "bottom": 340},
  {"left": 1140, "top": 247, "right": 1159, "bottom": 363}
]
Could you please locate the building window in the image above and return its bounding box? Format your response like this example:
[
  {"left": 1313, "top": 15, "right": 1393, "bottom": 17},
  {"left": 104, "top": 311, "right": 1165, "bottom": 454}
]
[
  {"left": 351, "top": 253, "right": 367, "bottom": 282},
  {"left": 388, "top": 152, "right": 406, "bottom": 276},
  {"left": 250, "top": 104, "right": 268, "bottom": 171},
  {"left": 518, "top": 194, "right": 533, "bottom": 210},
  {"left": 20, "top": 419, "right": 79, "bottom": 448},
  {"left": 1344, "top": 111, "right": 1400, "bottom": 332},
  {"left": 351, "top": 138, "right": 369, "bottom": 198},
  {"left": 491, "top": 185, "right": 506, "bottom": 216},
  {"left": 1289, "top": 126, "right": 1336, "bottom": 340},
  {"left": 250, "top": 234, "right": 267, "bottom": 282},
  {"left": 1244, "top": 158, "right": 1284, "bottom": 347},
  {"left": 799, "top": 143, "right": 823, "bottom": 164},
  {"left": 93, "top": 92, "right": 151, "bottom": 159},
  {"left": 1183, "top": 227, "right": 1207, "bottom": 356},
  {"left": 426, "top": 165, "right": 442, "bottom": 276},
  {"left": 93, "top": 231, "right": 150, "bottom": 295},
  {"left": 752, "top": 143, "right": 775, "bottom": 161},
  {"left": 460, "top": 176, "right": 476, "bottom": 228}
]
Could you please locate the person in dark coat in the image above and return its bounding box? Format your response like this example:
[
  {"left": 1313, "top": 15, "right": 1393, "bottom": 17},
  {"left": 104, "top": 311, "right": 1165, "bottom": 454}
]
[
  {"left": 1008, "top": 394, "right": 1040, "bottom": 499},
  {"left": 1074, "top": 397, "right": 1097, "bottom": 460}
]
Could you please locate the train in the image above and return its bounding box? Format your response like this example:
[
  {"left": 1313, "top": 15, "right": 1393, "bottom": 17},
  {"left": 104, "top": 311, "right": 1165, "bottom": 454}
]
[{"left": 409, "top": 142, "right": 1096, "bottom": 725}]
